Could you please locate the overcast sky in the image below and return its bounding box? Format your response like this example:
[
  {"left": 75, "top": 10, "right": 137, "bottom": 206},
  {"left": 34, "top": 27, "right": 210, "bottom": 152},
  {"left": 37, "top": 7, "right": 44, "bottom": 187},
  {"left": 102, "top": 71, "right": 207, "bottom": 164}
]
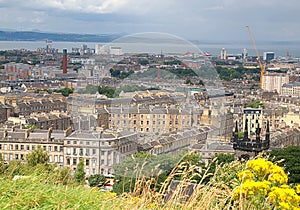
[{"left": 0, "top": 0, "right": 299, "bottom": 42}]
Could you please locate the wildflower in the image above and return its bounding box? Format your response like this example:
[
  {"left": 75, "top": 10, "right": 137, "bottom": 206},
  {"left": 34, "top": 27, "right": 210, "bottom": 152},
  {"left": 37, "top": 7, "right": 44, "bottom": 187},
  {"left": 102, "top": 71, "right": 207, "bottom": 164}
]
[
  {"left": 247, "top": 158, "right": 273, "bottom": 177},
  {"left": 296, "top": 184, "right": 300, "bottom": 194},
  {"left": 238, "top": 169, "right": 254, "bottom": 181}
]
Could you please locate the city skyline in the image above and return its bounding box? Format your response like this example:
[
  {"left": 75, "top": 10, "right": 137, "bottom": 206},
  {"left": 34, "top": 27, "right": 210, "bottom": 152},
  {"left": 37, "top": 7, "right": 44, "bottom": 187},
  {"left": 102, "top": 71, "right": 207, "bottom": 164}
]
[{"left": 0, "top": 0, "right": 300, "bottom": 42}]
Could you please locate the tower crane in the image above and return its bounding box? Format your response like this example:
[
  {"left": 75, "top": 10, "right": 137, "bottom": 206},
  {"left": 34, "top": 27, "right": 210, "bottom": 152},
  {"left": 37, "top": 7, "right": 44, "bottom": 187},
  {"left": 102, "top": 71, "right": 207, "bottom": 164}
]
[{"left": 246, "top": 25, "right": 266, "bottom": 89}]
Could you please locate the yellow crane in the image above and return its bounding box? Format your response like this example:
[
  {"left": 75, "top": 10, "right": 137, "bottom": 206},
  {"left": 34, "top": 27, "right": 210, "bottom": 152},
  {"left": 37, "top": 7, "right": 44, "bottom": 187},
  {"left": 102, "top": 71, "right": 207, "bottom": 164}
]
[{"left": 246, "top": 25, "right": 266, "bottom": 89}]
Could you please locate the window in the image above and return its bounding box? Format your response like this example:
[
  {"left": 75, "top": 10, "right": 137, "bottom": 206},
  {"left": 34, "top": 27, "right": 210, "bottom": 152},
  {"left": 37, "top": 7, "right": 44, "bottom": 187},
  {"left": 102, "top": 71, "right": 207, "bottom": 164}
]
[
  {"left": 4, "top": 144, "right": 7, "bottom": 150},
  {"left": 73, "top": 141, "right": 77, "bottom": 145},
  {"left": 66, "top": 148, "right": 71, "bottom": 155},
  {"left": 86, "top": 159, "right": 90, "bottom": 166},
  {"left": 49, "top": 146, "right": 52, "bottom": 152},
  {"left": 54, "top": 155, "right": 58, "bottom": 162},
  {"left": 73, "top": 148, "right": 77, "bottom": 155},
  {"left": 67, "top": 141, "right": 70, "bottom": 144},
  {"left": 49, "top": 156, "right": 52, "bottom": 163},
  {"left": 0, "top": 144, "right": 2, "bottom": 150},
  {"left": 26, "top": 145, "right": 30, "bottom": 151},
  {"left": 86, "top": 141, "right": 90, "bottom": 145},
  {"left": 59, "top": 156, "right": 63, "bottom": 163},
  {"left": 92, "top": 149, "right": 96, "bottom": 155},
  {"left": 73, "top": 158, "right": 77, "bottom": 166},
  {"left": 32, "top": 145, "right": 35, "bottom": 150},
  {"left": 10, "top": 144, "right": 13, "bottom": 150},
  {"left": 9, "top": 154, "right": 13, "bottom": 160},
  {"left": 15, "top": 145, "right": 19, "bottom": 150},
  {"left": 60, "top": 146, "right": 63, "bottom": 152},
  {"left": 79, "top": 148, "right": 83, "bottom": 156},
  {"left": 67, "top": 158, "right": 70, "bottom": 165},
  {"left": 43, "top": 146, "right": 46, "bottom": 151},
  {"left": 54, "top": 146, "right": 58, "bottom": 152},
  {"left": 21, "top": 145, "right": 24, "bottom": 150}
]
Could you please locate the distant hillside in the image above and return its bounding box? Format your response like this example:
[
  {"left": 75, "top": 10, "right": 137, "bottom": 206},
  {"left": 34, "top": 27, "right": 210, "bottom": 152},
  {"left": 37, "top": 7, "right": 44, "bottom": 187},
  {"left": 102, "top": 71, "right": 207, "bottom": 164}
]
[{"left": 0, "top": 31, "right": 121, "bottom": 42}]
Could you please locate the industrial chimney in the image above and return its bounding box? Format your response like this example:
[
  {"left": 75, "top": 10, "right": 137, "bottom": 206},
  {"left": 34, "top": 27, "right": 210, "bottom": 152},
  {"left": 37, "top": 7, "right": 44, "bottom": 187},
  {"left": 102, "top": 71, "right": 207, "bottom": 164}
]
[{"left": 63, "top": 49, "right": 67, "bottom": 74}]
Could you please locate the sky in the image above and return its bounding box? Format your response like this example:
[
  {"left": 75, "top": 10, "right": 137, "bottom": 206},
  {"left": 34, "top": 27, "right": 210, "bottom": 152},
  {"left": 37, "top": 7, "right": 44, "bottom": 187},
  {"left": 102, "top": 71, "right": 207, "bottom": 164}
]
[{"left": 0, "top": 0, "right": 300, "bottom": 42}]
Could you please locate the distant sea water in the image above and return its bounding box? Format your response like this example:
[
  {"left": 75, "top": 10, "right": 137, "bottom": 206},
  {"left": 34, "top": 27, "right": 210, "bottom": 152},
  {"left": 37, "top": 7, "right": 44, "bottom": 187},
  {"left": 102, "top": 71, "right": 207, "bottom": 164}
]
[{"left": 0, "top": 40, "right": 299, "bottom": 58}]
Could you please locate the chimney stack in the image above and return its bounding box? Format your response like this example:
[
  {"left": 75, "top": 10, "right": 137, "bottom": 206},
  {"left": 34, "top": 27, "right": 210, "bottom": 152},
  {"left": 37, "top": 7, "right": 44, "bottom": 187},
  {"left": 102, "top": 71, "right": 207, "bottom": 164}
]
[{"left": 63, "top": 49, "right": 67, "bottom": 74}]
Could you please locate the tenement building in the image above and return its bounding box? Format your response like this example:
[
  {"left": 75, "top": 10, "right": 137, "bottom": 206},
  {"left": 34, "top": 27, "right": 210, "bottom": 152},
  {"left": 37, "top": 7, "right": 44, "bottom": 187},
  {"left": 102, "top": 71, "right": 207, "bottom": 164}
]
[
  {"left": 0, "top": 127, "right": 67, "bottom": 166},
  {"left": 64, "top": 129, "right": 137, "bottom": 176}
]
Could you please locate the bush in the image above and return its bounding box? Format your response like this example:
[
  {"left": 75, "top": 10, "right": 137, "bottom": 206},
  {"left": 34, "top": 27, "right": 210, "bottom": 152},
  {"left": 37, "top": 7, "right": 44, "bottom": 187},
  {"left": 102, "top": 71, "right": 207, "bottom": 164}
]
[
  {"left": 73, "top": 159, "right": 85, "bottom": 184},
  {"left": 26, "top": 148, "right": 49, "bottom": 167},
  {"left": 88, "top": 174, "right": 106, "bottom": 187}
]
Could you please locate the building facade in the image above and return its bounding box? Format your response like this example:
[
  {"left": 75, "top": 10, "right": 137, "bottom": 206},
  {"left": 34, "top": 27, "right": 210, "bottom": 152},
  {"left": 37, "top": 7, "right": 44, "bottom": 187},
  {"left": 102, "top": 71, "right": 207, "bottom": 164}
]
[{"left": 64, "top": 129, "right": 137, "bottom": 176}]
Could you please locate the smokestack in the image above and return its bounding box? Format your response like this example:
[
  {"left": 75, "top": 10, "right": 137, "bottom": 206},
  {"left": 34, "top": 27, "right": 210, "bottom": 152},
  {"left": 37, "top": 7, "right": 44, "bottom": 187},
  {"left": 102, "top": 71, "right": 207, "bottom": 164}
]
[{"left": 63, "top": 49, "right": 67, "bottom": 74}]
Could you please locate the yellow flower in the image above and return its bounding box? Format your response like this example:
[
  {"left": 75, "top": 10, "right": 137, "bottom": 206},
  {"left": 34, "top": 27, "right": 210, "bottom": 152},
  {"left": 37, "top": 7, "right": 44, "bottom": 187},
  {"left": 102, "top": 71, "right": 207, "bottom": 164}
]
[
  {"left": 296, "top": 185, "right": 300, "bottom": 194},
  {"left": 279, "top": 201, "right": 290, "bottom": 209},
  {"left": 238, "top": 169, "right": 254, "bottom": 181},
  {"left": 247, "top": 158, "right": 273, "bottom": 177}
]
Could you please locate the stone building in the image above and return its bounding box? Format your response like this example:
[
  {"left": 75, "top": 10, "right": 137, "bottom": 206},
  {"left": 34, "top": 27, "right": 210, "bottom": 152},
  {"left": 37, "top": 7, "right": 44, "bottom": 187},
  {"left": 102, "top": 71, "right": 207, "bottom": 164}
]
[
  {"left": 0, "top": 127, "right": 68, "bottom": 167},
  {"left": 64, "top": 129, "right": 137, "bottom": 176},
  {"left": 139, "top": 127, "right": 211, "bottom": 155}
]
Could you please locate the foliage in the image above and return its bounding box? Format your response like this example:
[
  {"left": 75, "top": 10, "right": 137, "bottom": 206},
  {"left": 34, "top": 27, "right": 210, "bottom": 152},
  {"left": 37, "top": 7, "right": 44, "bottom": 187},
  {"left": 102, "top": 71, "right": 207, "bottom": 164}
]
[
  {"left": 238, "top": 131, "right": 245, "bottom": 139},
  {"left": 164, "top": 60, "right": 182, "bottom": 65},
  {"left": 168, "top": 68, "right": 197, "bottom": 78},
  {"left": 73, "top": 159, "right": 85, "bottom": 184},
  {"left": 26, "top": 148, "right": 49, "bottom": 167},
  {"left": 23, "top": 124, "right": 38, "bottom": 130},
  {"left": 232, "top": 158, "right": 300, "bottom": 209},
  {"left": 247, "top": 100, "right": 265, "bottom": 108},
  {"left": 110, "top": 69, "right": 134, "bottom": 79},
  {"left": 138, "top": 59, "right": 149, "bottom": 65},
  {"left": 215, "top": 66, "right": 261, "bottom": 81},
  {"left": 77, "top": 84, "right": 98, "bottom": 94},
  {"left": 98, "top": 86, "right": 116, "bottom": 98},
  {"left": 88, "top": 174, "right": 107, "bottom": 187},
  {"left": 269, "top": 146, "right": 300, "bottom": 183},
  {"left": 54, "top": 87, "right": 73, "bottom": 97},
  {"left": 0, "top": 174, "right": 120, "bottom": 209}
]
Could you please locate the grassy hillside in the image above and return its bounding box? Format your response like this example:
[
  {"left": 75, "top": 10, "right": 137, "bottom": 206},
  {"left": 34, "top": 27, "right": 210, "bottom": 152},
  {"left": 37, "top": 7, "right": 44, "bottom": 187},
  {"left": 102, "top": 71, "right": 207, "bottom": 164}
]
[{"left": 0, "top": 150, "right": 299, "bottom": 209}]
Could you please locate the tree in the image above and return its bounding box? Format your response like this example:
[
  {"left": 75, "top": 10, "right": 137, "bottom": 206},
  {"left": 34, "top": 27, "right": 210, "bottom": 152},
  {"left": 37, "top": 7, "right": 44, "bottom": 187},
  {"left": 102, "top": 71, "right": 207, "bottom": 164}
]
[
  {"left": 269, "top": 146, "right": 300, "bottom": 183},
  {"left": 60, "top": 87, "right": 73, "bottom": 97},
  {"left": 247, "top": 100, "right": 265, "bottom": 109},
  {"left": 88, "top": 174, "right": 106, "bottom": 187},
  {"left": 26, "top": 148, "right": 49, "bottom": 167},
  {"left": 73, "top": 159, "right": 85, "bottom": 184}
]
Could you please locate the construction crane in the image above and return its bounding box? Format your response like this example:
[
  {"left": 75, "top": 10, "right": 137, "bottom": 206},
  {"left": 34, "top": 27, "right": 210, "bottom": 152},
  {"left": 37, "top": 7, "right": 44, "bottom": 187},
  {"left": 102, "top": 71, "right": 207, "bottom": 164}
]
[{"left": 246, "top": 25, "right": 266, "bottom": 89}]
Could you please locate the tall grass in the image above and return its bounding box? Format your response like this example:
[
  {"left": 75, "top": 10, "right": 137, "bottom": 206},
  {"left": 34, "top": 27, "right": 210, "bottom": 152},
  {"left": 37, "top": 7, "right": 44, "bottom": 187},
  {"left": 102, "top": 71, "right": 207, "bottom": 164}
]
[{"left": 1, "top": 154, "right": 295, "bottom": 209}]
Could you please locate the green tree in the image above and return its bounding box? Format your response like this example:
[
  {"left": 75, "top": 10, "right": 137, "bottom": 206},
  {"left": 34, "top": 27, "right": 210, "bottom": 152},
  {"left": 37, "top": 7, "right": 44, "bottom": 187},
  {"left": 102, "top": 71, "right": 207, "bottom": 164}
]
[
  {"left": 60, "top": 87, "right": 73, "bottom": 97},
  {"left": 88, "top": 174, "right": 106, "bottom": 187},
  {"left": 98, "top": 86, "right": 116, "bottom": 98},
  {"left": 269, "top": 146, "right": 300, "bottom": 183},
  {"left": 26, "top": 148, "right": 49, "bottom": 167},
  {"left": 73, "top": 159, "right": 85, "bottom": 184},
  {"left": 247, "top": 100, "right": 265, "bottom": 108}
]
